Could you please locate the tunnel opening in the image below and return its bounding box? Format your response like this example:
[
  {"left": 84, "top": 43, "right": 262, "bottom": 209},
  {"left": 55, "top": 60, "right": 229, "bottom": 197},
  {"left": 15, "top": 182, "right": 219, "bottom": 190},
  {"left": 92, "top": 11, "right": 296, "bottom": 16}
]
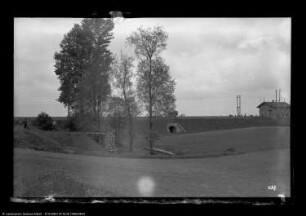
[
  {"left": 168, "top": 125, "right": 177, "bottom": 134},
  {"left": 166, "top": 123, "right": 186, "bottom": 134}
]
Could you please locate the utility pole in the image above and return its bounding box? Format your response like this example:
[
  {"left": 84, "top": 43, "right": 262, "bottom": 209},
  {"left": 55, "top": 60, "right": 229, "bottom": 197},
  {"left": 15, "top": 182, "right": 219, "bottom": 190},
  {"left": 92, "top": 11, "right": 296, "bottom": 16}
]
[
  {"left": 236, "top": 95, "right": 241, "bottom": 116},
  {"left": 275, "top": 90, "right": 278, "bottom": 102},
  {"left": 240, "top": 95, "right": 241, "bottom": 116},
  {"left": 279, "top": 89, "right": 281, "bottom": 102},
  {"left": 236, "top": 95, "right": 238, "bottom": 116}
]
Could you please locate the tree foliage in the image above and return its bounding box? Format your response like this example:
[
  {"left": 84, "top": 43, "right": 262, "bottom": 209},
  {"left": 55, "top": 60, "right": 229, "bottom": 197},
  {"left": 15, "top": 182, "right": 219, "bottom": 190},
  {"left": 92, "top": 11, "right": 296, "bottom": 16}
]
[
  {"left": 112, "top": 53, "right": 140, "bottom": 116},
  {"left": 126, "top": 26, "right": 168, "bottom": 60},
  {"left": 111, "top": 52, "right": 140, "bottom": 151},
  {"left": 127, "top": 26, "right": 175, "bottom": 154},
  {"left": 112, "top": 52, "right": 134, "bottom": 95},
  {"left": 54, "top": 18, "right": 114, "bottom": 128},
  {"left": 137, "top": 57, "right": 176, "bottom": 117}
]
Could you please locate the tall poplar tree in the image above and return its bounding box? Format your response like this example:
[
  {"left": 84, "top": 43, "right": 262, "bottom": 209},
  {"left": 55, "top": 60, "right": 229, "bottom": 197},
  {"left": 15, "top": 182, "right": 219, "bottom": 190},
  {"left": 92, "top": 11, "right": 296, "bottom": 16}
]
[{"left": 54, "top": 18, "right": 114, "bottom": 128}]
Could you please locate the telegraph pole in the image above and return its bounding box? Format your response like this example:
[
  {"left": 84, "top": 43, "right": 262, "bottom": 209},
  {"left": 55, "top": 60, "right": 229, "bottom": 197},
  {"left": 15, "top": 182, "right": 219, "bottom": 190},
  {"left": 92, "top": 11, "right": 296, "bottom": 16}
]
[
  {"left": 239, "top": 95, "right": 241, "bottom": 116},
  {"left": 236, "top": 95, "right": 241, "bottom": 116},
  {"left": 236, "top": 95, "right": 238, "bottom": 116}
]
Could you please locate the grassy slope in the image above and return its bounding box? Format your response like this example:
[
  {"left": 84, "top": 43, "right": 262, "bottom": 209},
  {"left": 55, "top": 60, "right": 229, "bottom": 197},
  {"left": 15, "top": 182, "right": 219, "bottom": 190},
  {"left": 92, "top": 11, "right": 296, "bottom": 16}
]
[
  {"left": 15, "top": 116, "right": 290, "bottom": 135},
  {"left": 14, "top": 116, "right": 290, "bottom": 158},
  {"left": 117, "top": 117, "right": 290, "bottom": 154},
  {"left": 175, "top": 117, "right": 290, "bottom": 134},
  {"left": 14, "top": 124, "right": 290, "bottom": 159},
  {"left": 155, "top": 126, "right": 290, "bottom": 158},
  {"left": 14, "top": 125, "right": 150, "bottom": 158},
  {"left": 14, "top": 126, "right": 106, "bottom": 156}
]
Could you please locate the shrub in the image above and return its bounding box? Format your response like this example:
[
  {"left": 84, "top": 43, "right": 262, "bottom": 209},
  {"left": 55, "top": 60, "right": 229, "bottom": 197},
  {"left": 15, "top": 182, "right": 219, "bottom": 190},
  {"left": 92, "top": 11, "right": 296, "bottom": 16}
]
[
  {"left": 34, "top": 112, "right": 54, "bottom": 130},
  {"left": 64, "top": 113, "right": 100, "bottom": 132},
  {"left": 64, "top": 115, "right": 80, "bottom": 131},
  {"left": 78, "top": 114, "right": 100, "bottom": 131}
]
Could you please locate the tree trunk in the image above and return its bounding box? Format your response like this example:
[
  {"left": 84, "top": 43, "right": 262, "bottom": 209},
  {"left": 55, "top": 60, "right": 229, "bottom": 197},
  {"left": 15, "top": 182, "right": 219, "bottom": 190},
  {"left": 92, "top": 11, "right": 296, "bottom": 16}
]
[
  {"left": 97, "top": 97, "right": 101, "bottom": 130},
  {"left": 67, "top": 105, "right": 70, "bottom": 117},
  {"left": 128, "top": 107, "right": 133, "bottom": 151},
  {"left": 124, "top": 96, "right": 133, "bottom": 152},
  {"left": 115, "top": 124, "right": 119, "bottom": 147},
  {"left": 122, "top": 63, "right": 134, "bottom": 152},
  {"left": 148, "top": 57, "right": 153, "bottom": 155},
  {"left": 93, "top": 87, "right": 97, "bottom": 128}
]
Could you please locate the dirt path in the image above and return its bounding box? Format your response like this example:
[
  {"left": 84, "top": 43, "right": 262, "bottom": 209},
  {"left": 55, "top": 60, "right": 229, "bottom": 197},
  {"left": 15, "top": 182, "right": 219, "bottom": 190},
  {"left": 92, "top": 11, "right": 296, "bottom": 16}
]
[{"left": 14, "top": 147, "right": 290, "bottom": 197}]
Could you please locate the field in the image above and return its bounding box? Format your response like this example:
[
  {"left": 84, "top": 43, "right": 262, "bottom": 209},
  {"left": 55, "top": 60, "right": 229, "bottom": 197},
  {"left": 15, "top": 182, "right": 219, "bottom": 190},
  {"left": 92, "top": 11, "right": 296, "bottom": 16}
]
[
  {"left": 156, "top": 126, "right": 290, "bottom": 157},
  {"left": 14, "top": 147, "right": 290, "bottom": 197},
  {"left": 13, "top": 123, "right": 290, "bottom": 198}
]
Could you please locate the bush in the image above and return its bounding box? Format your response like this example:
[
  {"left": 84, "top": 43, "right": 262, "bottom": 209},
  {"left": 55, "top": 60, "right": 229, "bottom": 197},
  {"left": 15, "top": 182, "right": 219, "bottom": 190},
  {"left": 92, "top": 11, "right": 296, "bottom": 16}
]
[
  {"left": 64, "top": 113, "right": 100, "bottom": 132},
  {"left": 65, "top": 115, "right": 79, "bottom": 131},
  {"left": 34, "top": 112, "right": 54, "bottom": 130}
]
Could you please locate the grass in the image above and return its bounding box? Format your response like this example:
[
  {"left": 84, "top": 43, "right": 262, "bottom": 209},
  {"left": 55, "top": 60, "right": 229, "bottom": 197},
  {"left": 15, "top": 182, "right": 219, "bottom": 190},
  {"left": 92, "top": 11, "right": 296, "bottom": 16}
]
[
  {"left": 15, "top": 116, "right": 290, "bottom": 135},
  {"left": 131, "top": 116, "right": 290, "bottom": 135},
  {"left": 154, "top": 126, "right": 290, "bottom": 158},
  {"left": 13, "top": 116, "right": 291, "bottom": 197},
  {"left": 14, "top": 163, "right": 114, "bottom": 197},
  {"left": 14, "top": 117, "right": 290, "bottom": 158},
  {"left": 13, "top": 122, "right": 291, "bottom": 197},
  {"left": 14, "top": 125, "right": 106, "bottom": 156},
  {"left": 14, "top": 126, "right": 64, "bottom": 153},
  {"left": 14, "top": 147, "right": 290, "bottom": 197}
]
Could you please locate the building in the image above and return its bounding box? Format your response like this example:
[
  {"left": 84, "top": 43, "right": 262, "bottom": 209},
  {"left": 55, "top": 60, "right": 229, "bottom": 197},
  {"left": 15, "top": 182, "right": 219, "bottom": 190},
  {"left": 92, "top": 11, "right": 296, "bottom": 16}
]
[{"left": 256, "top": 101, "right": 290, "bottom": 119}]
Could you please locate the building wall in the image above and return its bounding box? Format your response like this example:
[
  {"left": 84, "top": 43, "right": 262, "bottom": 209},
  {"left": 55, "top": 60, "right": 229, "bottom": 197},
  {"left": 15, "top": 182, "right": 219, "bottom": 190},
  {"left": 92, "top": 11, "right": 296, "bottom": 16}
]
[
  {"left": 276, "top": 107, "right": 290, "bottom": 118},
  {"left": 259, "top": 105, "right": 290, "bottom": 119},
  {"left": 259, "top": 105, "right": 273, "bottom": 118}
]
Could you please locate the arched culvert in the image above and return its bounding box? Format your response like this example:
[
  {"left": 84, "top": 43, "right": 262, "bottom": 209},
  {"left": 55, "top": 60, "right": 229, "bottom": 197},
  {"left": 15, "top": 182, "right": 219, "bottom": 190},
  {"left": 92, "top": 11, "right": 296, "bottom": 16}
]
[
  {"left": 169, "top": 125, "right": 177, "bottom": 133},
  {"left": 167, "top": 123, "right": 186, "bottom": 134}
]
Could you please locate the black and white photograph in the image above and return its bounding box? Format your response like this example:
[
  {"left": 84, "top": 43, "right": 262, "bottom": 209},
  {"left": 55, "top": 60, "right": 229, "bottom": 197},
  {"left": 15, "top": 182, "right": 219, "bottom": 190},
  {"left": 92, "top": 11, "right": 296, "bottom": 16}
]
[{"left": 13, "top": 17, "right": 291, "bottom": 200}]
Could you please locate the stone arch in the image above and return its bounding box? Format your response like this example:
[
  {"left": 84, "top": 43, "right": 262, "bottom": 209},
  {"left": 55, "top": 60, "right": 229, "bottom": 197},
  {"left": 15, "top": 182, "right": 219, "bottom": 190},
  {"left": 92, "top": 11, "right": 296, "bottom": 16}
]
[{"left": 166, "top": 123, "right": 186, "bottom": 134}]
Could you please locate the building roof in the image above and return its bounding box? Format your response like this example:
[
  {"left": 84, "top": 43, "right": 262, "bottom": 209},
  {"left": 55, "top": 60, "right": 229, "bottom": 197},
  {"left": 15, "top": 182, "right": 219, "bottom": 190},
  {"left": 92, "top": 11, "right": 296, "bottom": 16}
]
[{"left": 256, "top": 101, "right": 290, "bottom": 109}]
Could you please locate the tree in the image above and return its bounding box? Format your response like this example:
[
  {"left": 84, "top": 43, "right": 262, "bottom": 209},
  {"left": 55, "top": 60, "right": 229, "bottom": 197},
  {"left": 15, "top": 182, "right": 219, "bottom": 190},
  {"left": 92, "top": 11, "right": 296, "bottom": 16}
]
[
  {"left": 127, "top": 26, "right": 175, "bottom": 154},
  {"left": 54, "top": 24, "right": 85, "bottom": 114},
  {"left": 54, "top": 18, "right": 114, "bottom": 129},
  {"left": 137, "top": 57, "right": 176, "bottom": 117},
  {"left": 112, "top": 52, "right": 139, "bottom": 151},
  {"left": 106, "top": 96, "right": 126, "bottom": 147}
]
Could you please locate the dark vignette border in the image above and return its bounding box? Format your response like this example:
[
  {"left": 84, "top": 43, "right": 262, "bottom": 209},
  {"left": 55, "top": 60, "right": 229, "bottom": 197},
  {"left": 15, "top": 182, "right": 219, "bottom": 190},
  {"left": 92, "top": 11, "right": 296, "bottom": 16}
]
[{"left": 2, "top": 3, "right": 301, "bottom": 214}]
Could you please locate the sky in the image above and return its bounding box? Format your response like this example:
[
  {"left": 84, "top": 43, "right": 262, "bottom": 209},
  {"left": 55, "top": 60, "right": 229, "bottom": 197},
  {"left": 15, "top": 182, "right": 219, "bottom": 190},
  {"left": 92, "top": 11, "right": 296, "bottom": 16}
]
[{"left": 14, "top": 18, "right": 291, "bottom": 117}]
